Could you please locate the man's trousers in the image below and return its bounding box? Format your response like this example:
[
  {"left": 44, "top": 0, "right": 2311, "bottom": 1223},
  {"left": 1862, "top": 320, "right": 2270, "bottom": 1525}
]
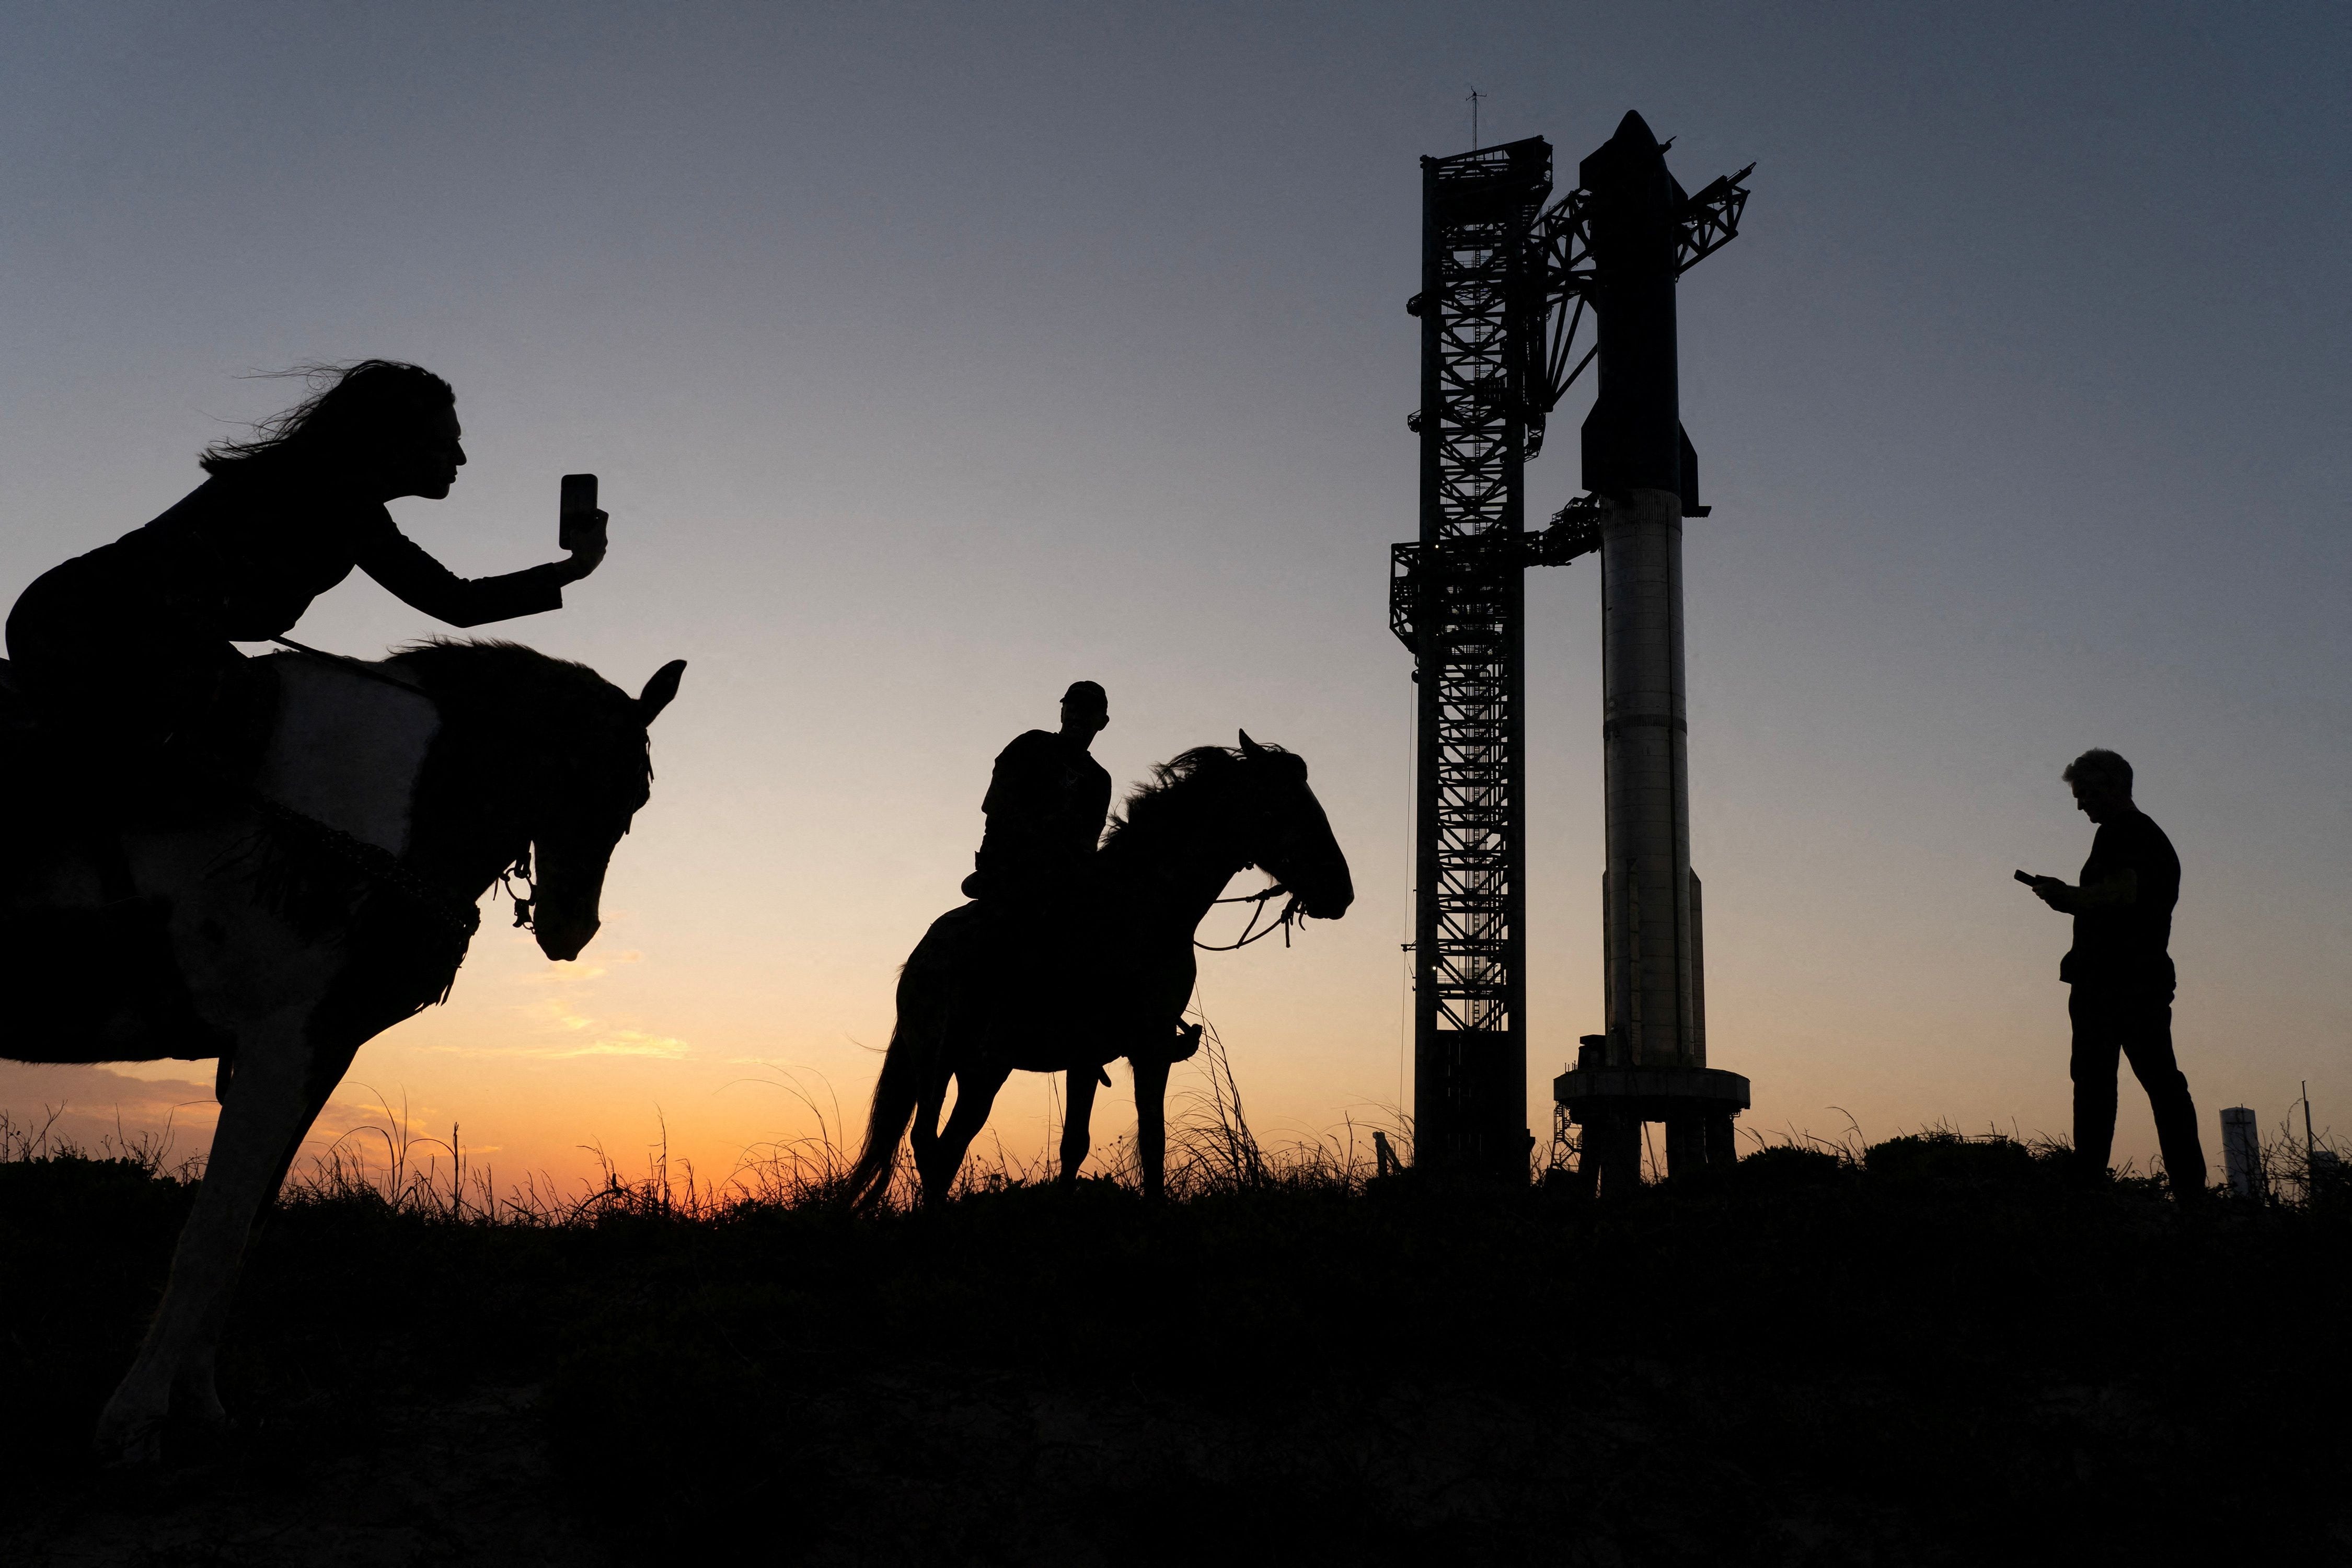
[{"left": 2069, "top": 984, "right": 2206, "bottom": 1197}]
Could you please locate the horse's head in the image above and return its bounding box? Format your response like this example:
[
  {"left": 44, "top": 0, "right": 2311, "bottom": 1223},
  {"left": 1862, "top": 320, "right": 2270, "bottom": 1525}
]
[
  {"left": 526, "top": 660, "right": 686, "bottom": 962},
  {"left": 1232, "top": 730, "right": 1354, "bottom": 921}
]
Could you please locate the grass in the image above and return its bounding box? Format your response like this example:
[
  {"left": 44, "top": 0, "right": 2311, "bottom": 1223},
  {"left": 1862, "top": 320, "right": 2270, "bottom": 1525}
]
[{"left": 2, "top": 1103, "right": 2347, "bottom": 1565}]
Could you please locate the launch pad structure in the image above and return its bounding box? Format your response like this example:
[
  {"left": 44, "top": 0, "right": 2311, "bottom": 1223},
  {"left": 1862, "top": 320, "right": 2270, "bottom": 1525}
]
[{"left": 1391, "top": 112, "right": 1754, "bottom": 1189}]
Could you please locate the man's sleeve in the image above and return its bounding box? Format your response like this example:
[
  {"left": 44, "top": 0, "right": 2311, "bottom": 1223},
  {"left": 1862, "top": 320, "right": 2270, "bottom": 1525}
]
[
  {"left": 981, "top": 732, "right": 1049, "bottom": 819},
  {"left": 355, "top": 513, "right": 568, "bottom": 628}
]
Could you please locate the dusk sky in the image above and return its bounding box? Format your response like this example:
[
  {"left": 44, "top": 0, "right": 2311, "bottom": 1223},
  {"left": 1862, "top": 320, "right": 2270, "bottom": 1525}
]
[{"left": 2, "top": 3, "right": 2344, "bottom": 1190}]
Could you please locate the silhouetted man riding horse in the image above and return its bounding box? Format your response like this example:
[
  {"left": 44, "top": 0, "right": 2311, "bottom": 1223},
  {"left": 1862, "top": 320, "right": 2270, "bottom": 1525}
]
[
  {"left": 5, "top": 359, "right": 607, "bottom": 823},
  {"left": 957, "top": 681, "right": 1201, "bottom": 1081}
]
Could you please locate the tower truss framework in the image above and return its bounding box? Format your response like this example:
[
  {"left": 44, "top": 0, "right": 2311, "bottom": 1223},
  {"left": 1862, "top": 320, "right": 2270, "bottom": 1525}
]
[{"left": 1399, "top": 140, "right": 1552, "bottom": 1172}]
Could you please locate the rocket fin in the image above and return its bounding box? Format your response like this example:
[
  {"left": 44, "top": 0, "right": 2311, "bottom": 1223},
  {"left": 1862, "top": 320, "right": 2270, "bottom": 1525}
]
[
  {"left": 1679, "top": 423, "right": 1709, "bottom": 517},
  {"left": 1581, "top": 398, "right": 1621, "bottom": 497}
]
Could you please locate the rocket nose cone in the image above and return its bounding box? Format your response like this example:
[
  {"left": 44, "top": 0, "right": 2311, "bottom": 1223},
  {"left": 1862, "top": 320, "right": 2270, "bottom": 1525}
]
[
  {"left": 1583, "top": 108, "right": 1673, "bottom": 190},
  {"left": 1614, "top": 109, "right": 1660, "bottom": 149}
]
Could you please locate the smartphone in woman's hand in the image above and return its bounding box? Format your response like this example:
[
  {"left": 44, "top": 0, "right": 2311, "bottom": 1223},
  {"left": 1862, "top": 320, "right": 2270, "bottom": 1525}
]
[{"left": 559, "top": 474, "right": 599, "bottom": 551}]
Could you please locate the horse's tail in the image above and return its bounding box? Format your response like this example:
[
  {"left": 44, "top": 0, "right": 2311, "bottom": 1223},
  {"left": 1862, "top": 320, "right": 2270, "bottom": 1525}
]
[
  {"left": 845, "top": 997, "right": 924, "bottom": 1211},
  {"left": 846, "top": 909, "right": 976, "bottom": 1210}
]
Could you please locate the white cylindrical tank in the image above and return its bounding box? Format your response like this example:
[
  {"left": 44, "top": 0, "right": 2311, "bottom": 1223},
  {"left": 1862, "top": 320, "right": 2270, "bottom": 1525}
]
[
  {"left": 1599, "top": 486, "right": 1698, "bottom": 1068},
  {"left": 2219, "top": 1106, "right": 2262, "bottom": 1199}
]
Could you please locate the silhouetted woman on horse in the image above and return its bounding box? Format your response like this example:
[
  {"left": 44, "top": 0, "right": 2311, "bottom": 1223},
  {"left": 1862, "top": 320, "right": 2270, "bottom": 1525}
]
[
  {"left": 0, "top": 362, "right": 688, "bottom": 1461},
  {"left": 6, "top": 359, "right": 607, "bottom": 814}
]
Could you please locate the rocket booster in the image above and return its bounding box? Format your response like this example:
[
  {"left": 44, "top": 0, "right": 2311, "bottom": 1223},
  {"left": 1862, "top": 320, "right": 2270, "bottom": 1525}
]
[{"left": 1582, "top": 110, "right": 1710, "bottom": 1071}]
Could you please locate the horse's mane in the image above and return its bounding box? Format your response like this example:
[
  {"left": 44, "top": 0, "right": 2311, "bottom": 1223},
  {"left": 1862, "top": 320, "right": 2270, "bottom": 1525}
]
[
  {"left": 1102, "top": 743, "right": 1289, "bottom": 848},
  {"left": 386, "top": 637, "right": 627, "bottom": 717},
  {"left": 386, "top": 638, "right": 652, "bottom": 789}
]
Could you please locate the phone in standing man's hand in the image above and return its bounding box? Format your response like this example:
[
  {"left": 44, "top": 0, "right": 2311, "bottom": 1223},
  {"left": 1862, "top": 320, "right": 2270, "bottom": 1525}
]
[{"left": 560, "top": 474, "right": 599, "bottom": 551}]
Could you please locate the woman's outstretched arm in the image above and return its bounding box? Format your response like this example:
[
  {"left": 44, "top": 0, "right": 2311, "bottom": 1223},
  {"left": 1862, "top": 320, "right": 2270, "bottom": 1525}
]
[{"left": 354, "top": 510, "right": 600, "bottom": 629}]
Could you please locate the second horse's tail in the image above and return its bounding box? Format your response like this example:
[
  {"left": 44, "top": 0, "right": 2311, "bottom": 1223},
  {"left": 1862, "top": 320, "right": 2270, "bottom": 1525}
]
[{"left": 845, "top": 1012, "right": 921, "bottom": 1209}]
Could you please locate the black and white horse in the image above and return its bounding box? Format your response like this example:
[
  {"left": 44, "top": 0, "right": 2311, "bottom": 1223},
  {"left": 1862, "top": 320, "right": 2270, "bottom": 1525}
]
[{"left": 0, "top": 640, "right": 683, "bottom": 1460}]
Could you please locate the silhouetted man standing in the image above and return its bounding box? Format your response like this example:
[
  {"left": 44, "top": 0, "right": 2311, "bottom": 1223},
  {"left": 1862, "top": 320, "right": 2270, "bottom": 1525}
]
[
  {"left": 962, "top": 681, "right": 1112, "bottom": 909},
  {"left": 2020, "top": 748, "right": 2206, "bottom": 1201}
]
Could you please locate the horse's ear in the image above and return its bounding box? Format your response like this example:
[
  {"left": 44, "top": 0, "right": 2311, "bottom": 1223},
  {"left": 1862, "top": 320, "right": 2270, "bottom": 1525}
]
[
  {"left": 638, "top": 660, "right": 687, "bottom": 724},
  {"left": 1238, "top": 730, "right": 1266, "bottom": 762}
]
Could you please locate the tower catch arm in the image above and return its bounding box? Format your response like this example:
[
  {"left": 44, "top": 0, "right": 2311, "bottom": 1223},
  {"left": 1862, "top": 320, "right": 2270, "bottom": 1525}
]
[
  {"left": 1390, "top": 497, "right": 1607, "bottom": 650},
  {"left": 1675, "top": 163, "right": 1754, "bottom": 274}
]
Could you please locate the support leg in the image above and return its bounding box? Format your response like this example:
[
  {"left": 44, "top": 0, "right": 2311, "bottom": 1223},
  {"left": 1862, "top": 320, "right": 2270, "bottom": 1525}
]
[
  {"left": 1704, "top": 1111, "right": 1737, "bottom": 1169},
  {"left": 1569, "top": 1120, "right": 1600, "bottom": 1198},
  {"left": 1596, "top": 1112, "right": 1643, "bottom": 1198},
  {"left": 1665, "top": 1115, "right": 1707, "bottom": 1180}
]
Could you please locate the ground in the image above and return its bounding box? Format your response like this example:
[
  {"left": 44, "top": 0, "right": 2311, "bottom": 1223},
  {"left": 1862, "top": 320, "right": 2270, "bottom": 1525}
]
[{"left": 3, "top": 1137, "right": 2347, "bottom": 1566}]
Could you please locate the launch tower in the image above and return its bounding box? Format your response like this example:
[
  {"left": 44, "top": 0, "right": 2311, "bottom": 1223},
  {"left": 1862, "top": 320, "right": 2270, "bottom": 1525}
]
[{"left": 1392, "top": 112, "right": 1754, "bottom": 1186}]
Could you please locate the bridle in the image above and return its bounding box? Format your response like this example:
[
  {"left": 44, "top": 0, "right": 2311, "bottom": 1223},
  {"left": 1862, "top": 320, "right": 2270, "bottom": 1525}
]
[
  {"left": 497, "top": 850, "right": 538, "bottom": 932},
  {"left": 1195, "top": 882, "right": 1302, "bottom": 952},
  {"left": 1191, "top": 769, "right": 1325, "bottom": 952}
]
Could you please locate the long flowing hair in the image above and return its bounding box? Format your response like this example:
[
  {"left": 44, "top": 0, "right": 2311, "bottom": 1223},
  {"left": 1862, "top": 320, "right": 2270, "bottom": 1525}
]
[{"left": 200, "top": 360, "right": 454, "bottom": 476}]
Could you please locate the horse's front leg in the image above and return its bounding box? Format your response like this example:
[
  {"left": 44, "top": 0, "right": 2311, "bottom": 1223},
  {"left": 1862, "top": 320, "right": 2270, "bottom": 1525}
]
[
  {"left": 169, "top": 1033, "right": 363, "bottom": 1433},
  {"left": 97, "top": 1007, "right": 324, "bottom": 1461},
  {"left": 1130, "top": 1053, "right": 1171, "bottom": 1201},
  {"left": 1059, "top": 1066, "right": 1100, "bottom": 1183}
]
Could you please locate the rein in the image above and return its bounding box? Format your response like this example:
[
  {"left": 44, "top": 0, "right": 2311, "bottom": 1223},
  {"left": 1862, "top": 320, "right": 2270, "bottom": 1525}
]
[
  {"left": 1195, "top": 883, "right": 1302, "bottom": 951},
  {"left": 246, "top": 793, "right": 482, "bottom": 944}
]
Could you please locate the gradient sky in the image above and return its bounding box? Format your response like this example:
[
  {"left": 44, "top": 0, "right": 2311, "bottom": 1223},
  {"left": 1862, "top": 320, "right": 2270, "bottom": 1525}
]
[{"left": 2, "top": 3, "right": 2344, "bottom": 1191}]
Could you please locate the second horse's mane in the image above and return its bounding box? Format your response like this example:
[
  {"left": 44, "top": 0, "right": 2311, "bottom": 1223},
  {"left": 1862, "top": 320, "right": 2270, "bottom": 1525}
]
[{"left": 1102, "top": 743, "right": 1288, "bottom": 849}]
